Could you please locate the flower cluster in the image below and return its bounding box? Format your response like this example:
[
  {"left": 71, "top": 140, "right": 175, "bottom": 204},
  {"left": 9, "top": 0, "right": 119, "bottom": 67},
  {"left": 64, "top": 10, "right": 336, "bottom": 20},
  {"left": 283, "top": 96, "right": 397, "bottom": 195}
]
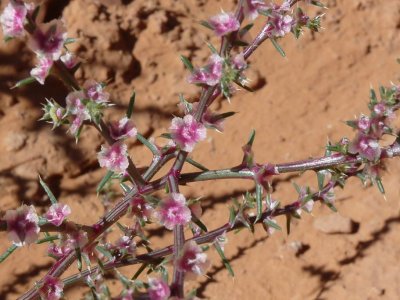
[
  {"left": 188, "top": 52, "right": 248, "bottom": 98},
  {"left": 0, "top": 1, "right": 80, "bottom": 85},
  {"left": 346, "top": 86, "right": 399, "bottom": 183}
]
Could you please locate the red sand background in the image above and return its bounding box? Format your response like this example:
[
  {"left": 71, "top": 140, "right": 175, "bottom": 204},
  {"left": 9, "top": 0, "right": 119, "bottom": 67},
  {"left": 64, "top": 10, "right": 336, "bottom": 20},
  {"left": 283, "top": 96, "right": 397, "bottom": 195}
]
[{"left": 1, "top": 0, "right": 400, "bottom": 299}]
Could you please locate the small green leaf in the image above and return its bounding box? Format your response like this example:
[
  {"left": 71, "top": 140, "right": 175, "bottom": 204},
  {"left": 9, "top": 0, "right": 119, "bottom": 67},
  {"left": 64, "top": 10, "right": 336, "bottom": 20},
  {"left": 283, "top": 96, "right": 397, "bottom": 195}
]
[
  {"left": 229, "top": 206, "right": 236, "bottom": 227},
  {"left": 255, "top": 184, "right": 263, "bottom": 223},
  {"left": 186, "top": 157, "right": 209, "bottom": 171},
  {"left": 326, "top": 202, "right": 338, "bottom": 212},
  {"left": 136, "top": 133, "right": 159, "bottom": 155},
  {"left": 370, "top": 88, "right": 378, "bottom": 104},
  {"left": 95, "top": 245, "right": 113, "bottom": 260},
  {"left": 292, "top": 182, "right": 301, "bottom": 194},
  {"left": 270, "top": 38, "right": 286, "bottom": 57},
  {"left": 96, "top": 170, "right": 114, "bottom": 195},
  {"left": 263, "top": 218, "right": 282, "bottom": 231},
  {"left": 310, "top": 0, "right": 327, "bottom": 8},
  {"left": 76, "top": 248, "right": 83, "bottom": 271},
  {"left": 376, "top": 178, "right": 385, "bottom": 194},
  {"left": 286, "top": 214, "right": 291, "bottom": 235},
  {"left": 0, "top": 244, "right": 18, "bottom": 263},
  {"left": 213, "top": 111, "right": 236, "bottom": 122},
  {"left": 317, "top": 171, "right": 325, "bottom": 190},
  {"left": 247, "top": 129, "right": 256, "bottom": 147},
  {"left": 36, "top": 235, "right": 59, "bottom": 244},
  {"left": 115, "top": 269, "right": 132, "bottom": 288},
  {"left": 12, "top": 76, "right": 36, "bottom": 89},
  {"left": 64, "top": 37, "right": 77, "bottom": 45},
  {"left": 39, "top": 175, "right": 58, "bottom": 205},
  {"left": 180, "top": 55, "right": 194, "bottom": 72},
  {"left": 160, "top": 133, "right": 172, "bottom": 139},
  {"left": 200, "top": 20, "right": 213, "bottom": 30},
  {"left": 206, "top": 41, "right": 218, "bottom": 54},
  {"left": 126, "top": 91, "right": 135, "bottom": 118},
  {"left": 232, "top": 40, "right": 249, "bottom": 47},
  {"left": 214, "top": 243, "right": 234, "bottom": 277},
  {"left": 191, "top": 215, "right": 208, "bottom": 232},
  {"left": 239, "top": 23, "right": 254, "bottom": 37}
]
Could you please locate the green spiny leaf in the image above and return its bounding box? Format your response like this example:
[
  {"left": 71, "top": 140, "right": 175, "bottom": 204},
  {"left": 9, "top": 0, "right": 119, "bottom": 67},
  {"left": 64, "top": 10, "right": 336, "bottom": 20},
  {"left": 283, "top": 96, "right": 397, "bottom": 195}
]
[
  {"left": 12, "top": 76, "right": 36, "bottom": 89},
  {"left": 270, "top": 38, "right": 286, "bottom": 57},
  {"left": 200, "top": 20, "right": 213, "bottom": 30},
  {"left": 191, "top": 215, "right": 208, "bottom": 232},
  {"left": 136, "top": 133, "right": 159, "bottom": 155},
  {"left": 264, "top": 218, "right": 282, "bottom": 231},
  {"left": 97, "top": 170, "right": 114, "bottom": 195},
  {"left": 180, "top": 55, "right": 194, "bottom": 72},
  {"left": 317, "top": 171, "right": 325, "bottom": 190},
  {"left": 376, "top": 178, "right": 385, "bottom": 194},
  {"left": 239, "top": 23, "right": 254, "bottom": 37},
  {"left": 0, "top": 244, "right": 18, "bottom": 264},
  {"left": 126, "top": 91, "right": 136, "bottom": 118},
  {"left": 214, "top": 243, "right": 234, "bottom": 277},
  {"left": 36, "top": 235, "right": 59, "bottom": 244},
  {"left": 247, "top": 129, "right": 256, "bottom": 146},
  {"left": 39, "top": 175, "right": 58, "bottom": 205},
  {"left": 206, "top": 41, "right": 218, "bottom": 54},
  {"left": 186, "top": 157, "right": 209, "bottom": 171}
]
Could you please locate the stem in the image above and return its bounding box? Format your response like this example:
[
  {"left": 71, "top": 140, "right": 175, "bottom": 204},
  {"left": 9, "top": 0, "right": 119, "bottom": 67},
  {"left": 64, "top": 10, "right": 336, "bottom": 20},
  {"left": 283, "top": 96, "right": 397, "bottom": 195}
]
[{"left": 59, "top": 179, "right": 340, "bottom": 290}]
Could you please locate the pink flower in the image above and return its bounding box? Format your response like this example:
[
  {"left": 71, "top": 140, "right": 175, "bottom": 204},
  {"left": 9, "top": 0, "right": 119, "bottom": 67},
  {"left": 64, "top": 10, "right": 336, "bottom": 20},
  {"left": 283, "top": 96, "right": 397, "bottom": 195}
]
[
  {"left": 66, "top": 230, "right": 88, "bottom": 249},
  {"left": 155, "top": 193, "right": 191, "bottom": 230},
  {"left": 83, "top": 79, "right": 110, "bottom": 103},
  {"left": 66, "top": 91, "right": 86, "bottom": 115},
  {"left": 349, "top": 133, "right": 381, "bottom": 161},
  {"left": 60, "top": 51, "right": 78, "bottom": 69},
  {"left": 148, "top": 277, "right": 171, "bottom": 300},
  {"left": 39, "top": 275, "right": 64, "bottom": 300},
  {"left": 175, "top": 241, "right": 210, "bottom": 279},
  {"left": 30, "top": 56, "right": 53, "bottom": 85},
  {"left": 169, "top": 114, "right": 207, "bottom": 152},
  {"left": 267, "top": 13, "right": 293, "bottom": 38},
  {"left": 45, "top": 203, "right": 71, "bottom": 226},
  {"left": 209, "top": 11, "right": 240, "bottom": 37},
  {"left": 115, "top": 236, "right": 136, "bottom": 255},
  {"left": 232, "top": 52, "right": 247, "bottom": 71},
  {"left": 109, "top": 117, "right": 137, "bottom": 140},
  {"left": 3, "top": 204, "right": 40, "bottom": 246},
  {"left": 98, "top": 141, "right": 129, "bottom": 173},
  {"left": 29, "top": 19, "right": 67, "bottom": 60},
  {"left": 130, "top": 196, "right": 153, "bottom": 221},
  {"left": 188, "top": 54, "right": 224, "bottom": 86},
  {"left": 48, "top": 243, "right": 72, "bottom": 258},
  {"left": 243, "top": 0, "right": 267, "bottom": 20},
  {"left": 0, "top": 1, "right": 27, "bottom": 38},
  {"left": 357, "top": 114, "right": 371, "bottom": 132},
  {"left": 252, "top": 163, "right": 277, "bottom": 188}
]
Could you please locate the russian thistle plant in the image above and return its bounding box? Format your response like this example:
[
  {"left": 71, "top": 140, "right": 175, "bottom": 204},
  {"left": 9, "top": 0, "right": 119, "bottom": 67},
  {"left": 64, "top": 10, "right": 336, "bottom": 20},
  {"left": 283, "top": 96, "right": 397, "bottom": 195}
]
[{"left": 0, "top": 0, "right": 399, "bottom": 299}]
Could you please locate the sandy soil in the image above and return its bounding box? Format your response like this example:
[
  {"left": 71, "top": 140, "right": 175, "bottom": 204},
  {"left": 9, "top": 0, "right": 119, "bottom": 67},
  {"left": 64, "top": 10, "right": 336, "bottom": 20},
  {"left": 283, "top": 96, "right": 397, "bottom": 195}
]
[{"left": 1, "top": 0, "right": 400, "bottom": 299}]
